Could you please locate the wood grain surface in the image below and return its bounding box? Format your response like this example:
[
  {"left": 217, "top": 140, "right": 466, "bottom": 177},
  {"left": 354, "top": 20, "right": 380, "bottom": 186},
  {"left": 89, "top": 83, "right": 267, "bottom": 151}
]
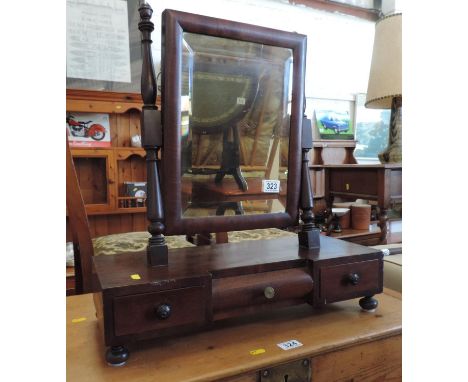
[
  {"left": 93, "top": 236, "right": 381, "bottom": 290},
  {"left": 66, "top": 89, "right": 150, "bottom": 240},
  {"left": 67, "top": 290, "right": 401, "bottom": 382}
]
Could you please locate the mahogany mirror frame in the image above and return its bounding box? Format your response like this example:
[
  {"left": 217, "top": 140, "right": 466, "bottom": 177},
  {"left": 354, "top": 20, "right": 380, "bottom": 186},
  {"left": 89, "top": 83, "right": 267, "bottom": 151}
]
[{"left": 161, "top": 9, "right": 307, "bottom": 236}]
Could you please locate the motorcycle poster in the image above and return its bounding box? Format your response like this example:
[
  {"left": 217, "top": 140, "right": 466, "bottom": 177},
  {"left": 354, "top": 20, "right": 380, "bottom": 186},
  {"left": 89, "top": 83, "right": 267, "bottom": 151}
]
[{"left": 66, "top": 112, "right": 111, "bottom": 147}]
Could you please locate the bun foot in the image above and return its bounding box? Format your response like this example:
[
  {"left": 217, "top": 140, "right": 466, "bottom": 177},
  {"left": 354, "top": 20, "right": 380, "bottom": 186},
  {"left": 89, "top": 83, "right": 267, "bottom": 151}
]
[
  {"left": 106, "top": 345, "right": 129, "bottom": 367},
  {"left": 359, "top": 295, "right": 378, "bottom": 312}
]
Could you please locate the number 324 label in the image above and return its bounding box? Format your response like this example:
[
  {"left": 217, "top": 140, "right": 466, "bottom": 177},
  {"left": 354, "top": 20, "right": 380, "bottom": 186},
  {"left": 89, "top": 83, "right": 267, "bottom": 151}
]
[
  {"left": 277, "top": 339, "right": 303, "bottom": 351},
  {"left": 262, "top": 180, "right": 280, "bottom": 193}
]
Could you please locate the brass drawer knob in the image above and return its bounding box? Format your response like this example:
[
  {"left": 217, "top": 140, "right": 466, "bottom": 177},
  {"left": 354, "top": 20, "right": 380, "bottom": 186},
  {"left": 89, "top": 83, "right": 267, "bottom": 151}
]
[
  {"left": 264, "top": 286, "right": 275, "bottom": 299},
  {"left": 347, "top": 273, "right": 360, "bottom": 286},
  {"left": 155, "top": 303, "right": 172, "bottom": 319}
]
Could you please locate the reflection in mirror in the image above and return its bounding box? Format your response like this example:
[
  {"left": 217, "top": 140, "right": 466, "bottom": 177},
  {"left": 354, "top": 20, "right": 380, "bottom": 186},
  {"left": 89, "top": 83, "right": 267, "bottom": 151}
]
[{"left": 180, "top": 32, "right": 293, "bottom": 218}]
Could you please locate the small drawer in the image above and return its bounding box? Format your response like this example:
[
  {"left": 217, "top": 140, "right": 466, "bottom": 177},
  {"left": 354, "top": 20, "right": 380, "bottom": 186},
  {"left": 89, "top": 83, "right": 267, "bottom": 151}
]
[
  {"left": 329, "top": 169, "right": 378, "bottom": 196},
  {"left": 320, "top": 260, "right": 382, "bottom": 303},
  {"left": 113, "top": 286, "right": 206, "bottom": 336},
  {"left": 212, "top": 268, "right": 313, "bottom": 319}
]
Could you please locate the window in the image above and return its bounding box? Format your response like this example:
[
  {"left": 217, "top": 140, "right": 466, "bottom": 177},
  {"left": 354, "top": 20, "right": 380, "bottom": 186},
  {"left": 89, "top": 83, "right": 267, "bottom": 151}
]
[{"left": 353, "top": 93, "right": 391, "bottom": 163}]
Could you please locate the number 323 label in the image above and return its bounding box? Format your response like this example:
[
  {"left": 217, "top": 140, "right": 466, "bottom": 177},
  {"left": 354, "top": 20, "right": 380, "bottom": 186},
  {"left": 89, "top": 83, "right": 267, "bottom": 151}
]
[{"left": 262, "top": 180, "right": 280, "bottom": 193}]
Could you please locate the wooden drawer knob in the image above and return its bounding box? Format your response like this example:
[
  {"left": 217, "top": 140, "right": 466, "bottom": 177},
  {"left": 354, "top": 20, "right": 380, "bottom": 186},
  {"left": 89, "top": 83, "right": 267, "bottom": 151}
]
[
  {"left": 347, "top": 273, "right": 360, "bottom": 286},
  {"left": 155, "top": 303, "right": 172, "bottom": 319},
  {"left": 264, "top": 286, "right": 275, "bottom": 299}
]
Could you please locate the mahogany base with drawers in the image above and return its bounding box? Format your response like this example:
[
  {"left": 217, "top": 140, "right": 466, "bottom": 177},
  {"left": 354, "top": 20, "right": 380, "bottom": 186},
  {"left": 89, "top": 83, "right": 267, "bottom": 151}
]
[{"left": 93, "top": 235, "right": 383, "bottom": 365}]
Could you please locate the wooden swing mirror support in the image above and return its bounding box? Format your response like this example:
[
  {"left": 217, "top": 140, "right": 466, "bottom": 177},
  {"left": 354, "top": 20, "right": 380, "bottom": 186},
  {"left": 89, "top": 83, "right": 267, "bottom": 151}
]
[
  {"left": 149, "top": 6, "right": 321, "bottom": 256},
  {"left": 92, "top": 4, "right": 383, "bottom": 367}
]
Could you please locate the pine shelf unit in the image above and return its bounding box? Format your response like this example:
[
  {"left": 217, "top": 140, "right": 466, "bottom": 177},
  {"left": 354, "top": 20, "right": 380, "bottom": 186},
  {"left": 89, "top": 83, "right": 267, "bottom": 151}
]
[{"left": 66, "top": 89, "right": 155, "bottom": 238}]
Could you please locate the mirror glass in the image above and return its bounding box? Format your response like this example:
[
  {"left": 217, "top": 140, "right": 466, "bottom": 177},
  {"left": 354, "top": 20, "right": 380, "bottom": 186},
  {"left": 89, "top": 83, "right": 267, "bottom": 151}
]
[{"left": 180, "top": 32, "right": 293, "bottom": 218}]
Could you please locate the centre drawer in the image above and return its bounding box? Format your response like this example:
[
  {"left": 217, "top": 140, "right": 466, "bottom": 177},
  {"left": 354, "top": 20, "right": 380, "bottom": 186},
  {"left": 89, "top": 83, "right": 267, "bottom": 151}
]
[
  {"left": 212, "top": 268, "right": 314, "bottom": 319},
  {"left": 319, "top": 259, "right": 382, "bottom": 303},
  {"left": 113, "top": 286, "right": 206, "bottom": 337}
]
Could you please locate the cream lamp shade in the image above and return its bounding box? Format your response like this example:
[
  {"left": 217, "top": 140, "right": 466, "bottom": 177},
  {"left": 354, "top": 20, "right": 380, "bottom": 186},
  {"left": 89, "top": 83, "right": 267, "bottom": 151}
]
[{"left": 365, "top": 13, "right": 402, "bottom": 109}]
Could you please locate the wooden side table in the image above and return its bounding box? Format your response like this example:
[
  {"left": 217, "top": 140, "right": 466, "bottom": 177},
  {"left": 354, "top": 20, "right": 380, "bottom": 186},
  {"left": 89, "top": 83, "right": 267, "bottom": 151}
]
[
  {"left": 186, "top": 177, "right": 287, "bottom": 243},
  {"left": 189, "top": 178, "right": 281, "bottom": 215},
  {"left": 311, "top": 164, "right": 402, "bottom": 244},
  {"left": 330, "top": 225, "right": 382, "bottom": 246},
  {"left": 67, "top": 290, "right": 401, "bottom": 381},
  {"left": 309, "top": 140, "right": 358, "bottom": 166}
]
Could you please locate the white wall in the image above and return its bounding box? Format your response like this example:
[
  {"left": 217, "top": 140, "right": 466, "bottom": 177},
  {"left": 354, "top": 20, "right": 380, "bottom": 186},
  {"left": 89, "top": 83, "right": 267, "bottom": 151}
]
[
  {"left": 381, "top": 0, "right": 403, "bottom": 15},
  {"left": 148, "top": 0, "right": 375, "bottom": 102}
]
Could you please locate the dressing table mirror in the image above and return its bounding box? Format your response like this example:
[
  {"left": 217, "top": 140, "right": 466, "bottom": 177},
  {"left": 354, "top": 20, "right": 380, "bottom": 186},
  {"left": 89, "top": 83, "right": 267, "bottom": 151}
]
[
  {"left": 161, "top": 11, "right": 304, "bottom": 238},
  {"left": 178, "top": 33, "right": 292, "bottom": 219},
  {"left": 92, "top": 5, "right": 384, "bottom": 366}
]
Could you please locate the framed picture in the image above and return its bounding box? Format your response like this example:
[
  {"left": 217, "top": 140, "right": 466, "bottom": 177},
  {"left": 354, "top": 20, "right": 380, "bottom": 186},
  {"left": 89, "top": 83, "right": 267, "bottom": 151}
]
[
  {"left": 310, "top": 98, "right": 354, "bottom": 140},
  {"left": 66, "top": 112, "right": 111, "bottom": 148},
  {"left": 353, "top": 93, "right": 391, "bottom": 163},
  {"left": 66, "top": 0, "right": 142, "bottom": 93}
]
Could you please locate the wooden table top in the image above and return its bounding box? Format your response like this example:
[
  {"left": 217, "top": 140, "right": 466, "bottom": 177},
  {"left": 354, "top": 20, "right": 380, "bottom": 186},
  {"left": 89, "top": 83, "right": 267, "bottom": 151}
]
[
  {"left": 194, "top": 178, "right": 268, "bottom": 197},
  {"left": 310, "top": 163, "right": 402, "bottom": 169},
  {"left": 67, "top": 290, "right": 401, "bottom": 382},
  {"left": 330, "top": 225, "right": 381, "bottom": 239}
]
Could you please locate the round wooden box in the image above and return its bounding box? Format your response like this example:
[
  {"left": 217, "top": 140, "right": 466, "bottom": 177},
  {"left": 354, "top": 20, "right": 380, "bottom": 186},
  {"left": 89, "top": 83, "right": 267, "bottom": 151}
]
[{"left": 351, "top": 204, "right": 371, "bottom": 230}]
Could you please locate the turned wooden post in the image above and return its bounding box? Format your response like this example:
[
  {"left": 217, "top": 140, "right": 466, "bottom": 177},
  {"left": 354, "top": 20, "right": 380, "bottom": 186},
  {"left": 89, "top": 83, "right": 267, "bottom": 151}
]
[
  {"left": 139, "top": 3, "right": 168, "bottom": 266},
  {"left": 298, "top": 102, "right": 321, "bottom": 249}
]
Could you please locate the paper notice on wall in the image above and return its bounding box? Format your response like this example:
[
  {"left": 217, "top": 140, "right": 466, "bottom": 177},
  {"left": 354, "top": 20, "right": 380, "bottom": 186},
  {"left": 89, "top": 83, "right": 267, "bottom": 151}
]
[{"left": 67, "top": 0, "right": 131, "bottom": 82}]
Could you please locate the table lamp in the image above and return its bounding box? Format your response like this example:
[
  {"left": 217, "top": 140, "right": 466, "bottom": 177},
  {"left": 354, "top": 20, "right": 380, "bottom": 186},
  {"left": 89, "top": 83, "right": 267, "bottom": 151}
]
[{"left": 365, "top": 13, "right": 402, "bottom": 163}]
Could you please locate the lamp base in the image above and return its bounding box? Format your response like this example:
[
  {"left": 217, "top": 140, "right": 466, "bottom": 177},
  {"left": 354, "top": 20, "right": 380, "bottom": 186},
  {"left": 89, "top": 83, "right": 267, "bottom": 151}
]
[
  {"left": 379, "top": 96, "right": 402, "bottom": 164},
  {"left": 378, "top": 143, "right": 402, "bottom": 163}
]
